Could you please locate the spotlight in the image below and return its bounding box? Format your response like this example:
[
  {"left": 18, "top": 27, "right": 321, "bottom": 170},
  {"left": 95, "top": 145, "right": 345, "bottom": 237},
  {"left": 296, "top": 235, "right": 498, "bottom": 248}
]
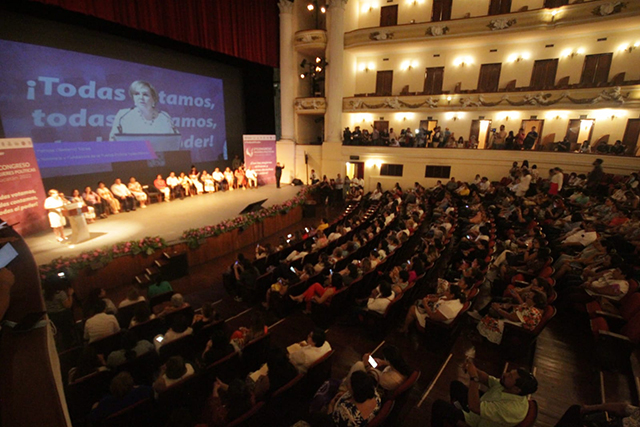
[{"left": 307, "top": 3, "right": 314, "bottom": 11}]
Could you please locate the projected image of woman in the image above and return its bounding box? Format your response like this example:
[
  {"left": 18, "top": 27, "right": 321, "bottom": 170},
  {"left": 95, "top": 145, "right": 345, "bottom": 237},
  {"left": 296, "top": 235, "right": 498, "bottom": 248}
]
[{"left": 109, "top": 80, "right": 178, "bottom": 140}]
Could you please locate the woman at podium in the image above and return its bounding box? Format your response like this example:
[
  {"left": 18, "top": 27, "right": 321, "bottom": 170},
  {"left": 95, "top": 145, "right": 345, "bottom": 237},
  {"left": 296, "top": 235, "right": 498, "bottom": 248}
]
[
  {"left": 109, "top": 80, "right": 178, "bottom": 140},
  {"left": 44, "top": 189, "right": 67, "bottom": 242}
]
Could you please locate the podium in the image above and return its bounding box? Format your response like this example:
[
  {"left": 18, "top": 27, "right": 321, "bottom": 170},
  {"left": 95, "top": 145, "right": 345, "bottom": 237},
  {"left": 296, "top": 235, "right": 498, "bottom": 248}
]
[{"left": 62, "top": 202, "right": 90, "bottom": 244}]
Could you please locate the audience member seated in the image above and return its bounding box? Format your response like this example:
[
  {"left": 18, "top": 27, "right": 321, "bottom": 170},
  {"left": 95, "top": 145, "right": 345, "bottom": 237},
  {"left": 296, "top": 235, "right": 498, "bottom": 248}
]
[
  {"left": 111, "top": 178, "right": 136, "bottom": 212},
  {"left": 147, "top": 274, "right": 174, "bottom": 299},
  {"left": 475, "top": 292, "right": 547, "bottom": 344},
  {"left": 152, "top": 356, "right": 195, "bottom": 393},
  {"left": 84, "top": 299, "right": 121, "bottom": 343},
  {"left": 431, "top": 361, "right": 537, "bottom": 427},
  {"left": 68, "top": 346, "right": 108, "bottom": 384},
  {"left": 230, "top": 313, "right": 267, "bottom": 350},
  {"left": 200, "top": 329, "right": 236, "bottom": 367},
  {"left": 166, "top": 172, "right": 184, "bottom": 200},
  {"left": 209, "top": 378, "right": 255, "bottom": 426},
  {"left": 89, "top": 372, "right": 153, "bottom": 425},
  {"left": 130, "top": 304, "right": 156, "bottom": 327},
  {"left": 329, "top": 370, "right": 381, "bottom": 427},
  {"left": 347, "top": 345, "right": 412, "bottom": 395},
  {"left": 157, "top": 293, "right": 190, "bottom": 318},
  {"left": 399, "top": 285, "right": 466, "bottom": 334},
  {"left": 362, "top": 280, "right": 395, "bottom": 315},
  {"left": 118, "top": 287, "right": 146, "bottom": 309},
  {"left": 127, "top": 176, "right": 148, "bottom": 208},
  {"left": 290, "top": 273, "right": 342, "bottom": 314},
  {"left": 154, "top": 174, "right": 171, "bottom": 202},
  {"left": 155, "top": 315, "right": 193, "bottom": 351},
  {"left": 288, "top": 328, "right": 332, "bottom": 373},
  {"left": 191, "top": 302, "right": 220, "bottom": 333},
  {"left": 82, "top": 186, "right": 108, "bottom": 218},
  {"left": 96, "top": 181, "right": 120, "bottom": 214},
  {"left": 249, "top": 347, "right": 299, "bottom": 401},
  {"left": 106, "top": 330, "right": 155, "bottom": 369}
]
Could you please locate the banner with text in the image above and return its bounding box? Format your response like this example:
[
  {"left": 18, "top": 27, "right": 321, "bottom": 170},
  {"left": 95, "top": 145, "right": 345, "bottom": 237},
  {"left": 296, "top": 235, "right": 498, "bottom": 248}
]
[
  {"left": 243, "top": 135, "right": 276, "bottom": 186},
  {"left": 0, "top": 138, "right": 49, "bottom": 236}
]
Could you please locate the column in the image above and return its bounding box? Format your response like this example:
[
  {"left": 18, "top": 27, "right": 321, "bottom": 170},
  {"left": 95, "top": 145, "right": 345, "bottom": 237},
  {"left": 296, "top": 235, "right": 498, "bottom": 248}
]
[
  {"left": 324, "top": 0, "right": 348, "bottom": 144},
  {"left": 322, "top": 0, "right": 348, "bottom": 180},
  {"left": 277, "top": 0, "right": 296, "bottom": 183}
]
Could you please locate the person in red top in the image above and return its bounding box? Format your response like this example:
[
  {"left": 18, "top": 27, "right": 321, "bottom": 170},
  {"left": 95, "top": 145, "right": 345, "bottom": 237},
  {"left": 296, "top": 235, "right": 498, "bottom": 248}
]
[{"left": 154, "top": 174, "right": 171, "bottom": 202}]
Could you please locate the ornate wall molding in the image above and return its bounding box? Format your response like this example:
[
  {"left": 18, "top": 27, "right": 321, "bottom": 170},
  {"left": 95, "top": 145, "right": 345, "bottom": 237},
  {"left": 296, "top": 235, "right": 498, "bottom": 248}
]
[
  {"left": 592, "top": 2, "right": 626, "bottom": 16},
  {"left": 295, "top": 97, "right": 327, "bottom": 113},
  {"left": 278, "top": 0, "right": 294, "bottom": 14},
  {"left": 488, "top": 18, "right": 516, "bottom": 31},
  {"left": 343, "top": 86, "right": 637, "bottom": 112}
]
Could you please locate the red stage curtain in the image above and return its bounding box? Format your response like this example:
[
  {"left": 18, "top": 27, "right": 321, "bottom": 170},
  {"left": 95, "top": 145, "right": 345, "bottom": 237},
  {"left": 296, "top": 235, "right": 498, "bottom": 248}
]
[{"left": 28, "top": 0, "right": 280, "bottom": 68}]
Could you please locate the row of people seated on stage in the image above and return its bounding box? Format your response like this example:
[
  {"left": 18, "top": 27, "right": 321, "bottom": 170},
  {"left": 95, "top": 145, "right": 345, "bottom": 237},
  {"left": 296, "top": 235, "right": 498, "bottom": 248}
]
[{"left": 152, "top": 165, "right": 258, "bottom": 202}]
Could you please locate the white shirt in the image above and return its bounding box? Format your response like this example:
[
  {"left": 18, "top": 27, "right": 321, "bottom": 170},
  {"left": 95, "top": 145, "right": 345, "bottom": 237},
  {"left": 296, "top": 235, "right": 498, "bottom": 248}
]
[
  {"left": 166, "top": 176, "right": 179, "bottom": 187},
  {"left": 563, "top": 230, "right": 597, "bottom": 246},
  {"left": 109, "top": 107, "right": 175, "bottom": 140},
  {"left": 111, "top": 183, "right": 132, "bottom": 198},
  {"left": 289, "top": 341, "right": 332, "bottom": 373},
  {"left": 551, "top": 172, "right": 564, "bottom": 191},
  {"left": 84, "top": 312, "right": 121, "bottom": 343},
  {"left": 515, "top": 175, "right": 531, "bottom": 197},
  {"left": 367, "top": 291, "right": 395, "bottom": 315},
  {"left": 212, "top": 171, "right": 224, "bottom": 182}
]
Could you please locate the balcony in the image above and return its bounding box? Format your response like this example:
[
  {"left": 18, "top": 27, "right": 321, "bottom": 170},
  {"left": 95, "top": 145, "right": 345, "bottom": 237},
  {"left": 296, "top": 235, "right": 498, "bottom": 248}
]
[
  {"left": 294, "top": 29, "right": 327, "bottom": 57},
  {"left": 295, "top": 97, "right": 326, "bottom": 114},
  {"left": 344, "top": 0, "right": 640, "bottom": 50},
  {"left": 343, "top": 84, "right": 640, "bottom": 112}
]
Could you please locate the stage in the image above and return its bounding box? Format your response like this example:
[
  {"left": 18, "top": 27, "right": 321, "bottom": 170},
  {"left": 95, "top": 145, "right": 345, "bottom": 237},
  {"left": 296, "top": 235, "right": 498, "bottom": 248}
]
[{"left": 25, "top": 185, "right": 302, "bottom": 266}]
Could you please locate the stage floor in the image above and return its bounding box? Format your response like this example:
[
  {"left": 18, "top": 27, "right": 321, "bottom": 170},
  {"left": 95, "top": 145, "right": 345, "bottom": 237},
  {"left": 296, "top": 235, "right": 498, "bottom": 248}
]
[{"left": 25, "top": 185, "right": 301, "bottom": 266}]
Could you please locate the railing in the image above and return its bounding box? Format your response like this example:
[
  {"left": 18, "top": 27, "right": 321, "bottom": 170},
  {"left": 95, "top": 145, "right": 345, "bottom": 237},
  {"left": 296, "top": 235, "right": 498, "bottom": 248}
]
[
  {"left": 344, "top": 0, "right": 640, "bottom": 49},
  {"left": 343, "top": 84, "right": 640, "bottom": 112}
]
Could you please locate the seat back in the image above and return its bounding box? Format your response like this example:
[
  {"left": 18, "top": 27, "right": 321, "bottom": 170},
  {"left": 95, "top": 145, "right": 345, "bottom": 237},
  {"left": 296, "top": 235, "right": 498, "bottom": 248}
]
[
  {"left": 621, "top": 292, "right": 640, "bottom": 321},
  {"left": 163, "top": 306, "right": 195, "bottom": 328},
  {"left": 158, "top": 334, "right": 195, "bottom": 363},
  {"left": 304, "top": 350, "right": 334, "bottom": 394},
  {"left": 116, "top": 350, "right": 160, "bottom": 385},
  {"left": 155, "top": 373, "right": 209, "bottom": 420},
  {"left": 128, "top": 317, "right": 166, "bottom": 342},
  {"left": 389, "top": 370, "right": 421, "bottom": 400},
  {"left": 531, "top": 305, "right": 557, "bottom": 336},
  {"left": 100, "top": 397, "right": 155, "bottom": 427},
  {"left": 116, "top": 301, "right": 148, "bottom": 329},
  {"left": 224, "top": 401, "right": 265, "bottom": 427},
  {"left": 149, "top": 291, "right": 175, "bottom": 310},
  {"left": 514, "top": 400, "right": 538, "bottom": 427},
  {"left": 66, "top": 369, "right": 114, "bottom": 424},
  {"left": 90, "top": 330, "right": 125, "bottom": 356},
  {"left": 621, "top": 310, "right": 640, "bottom": 344},
  {"left": 368, "top": 400, "right": 395, "bottom": 427},
  {"left": 193, "top": 319, "right": 226, "bottom": 352},
  {"left": 205, "top": 351, "right": 243, "bottom": 384},
  {"left": 242, "top": 333, "right": 271, "bottom": 372}
]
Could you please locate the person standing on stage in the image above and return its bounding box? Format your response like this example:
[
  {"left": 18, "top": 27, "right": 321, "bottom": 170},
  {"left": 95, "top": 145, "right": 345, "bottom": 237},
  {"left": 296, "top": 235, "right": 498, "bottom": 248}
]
[
  {"left": 275, "top": 162, "right": 285, "bottom": 188},
  {"left": 44, "top": 189, "right": 67, "bottom": 242}
]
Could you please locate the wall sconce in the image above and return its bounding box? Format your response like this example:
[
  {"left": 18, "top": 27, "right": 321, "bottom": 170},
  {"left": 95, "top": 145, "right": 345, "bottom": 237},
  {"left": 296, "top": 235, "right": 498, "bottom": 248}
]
[
  {"left": 361, "top": 3, "right": 373, "bottom": 13},
  {"left": 619, "top": 42, "right": 639, "bottom": 53},
  {"left": 358, "top": 62, "right": 375, "bottom": 72},
  {"left": 446, "top": 95, "right": 452, "bottom": 105},
  {"left": 550, "top": 8, "right": 559, "bottom": 22},
  {"left": 453, "top": 56, "right": 473, "bottom": 67},
  {"left": 507, "top": 52, "right": 531, "bottom": 63},
  {"left": 400, "top": 60, "right": 418, "bottom": 71},
  {"left": 561, "top": 48, "right": 585, "bottom": 58}
]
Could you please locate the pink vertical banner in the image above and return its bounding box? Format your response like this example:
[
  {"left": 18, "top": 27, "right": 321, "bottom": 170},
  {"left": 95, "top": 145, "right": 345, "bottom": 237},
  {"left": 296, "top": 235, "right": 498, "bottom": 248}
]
[
  {"left": 0, "top": 138, "right": 49, "bottom": 236},
  {"left": 242, "top": 135, "right": 277, "bottom": 186}
]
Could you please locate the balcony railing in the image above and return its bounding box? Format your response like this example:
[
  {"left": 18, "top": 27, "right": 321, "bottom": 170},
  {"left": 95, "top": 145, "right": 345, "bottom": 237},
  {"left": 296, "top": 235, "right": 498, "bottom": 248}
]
[
  {"left": 294, "top": 29, "right": 327, "bottom": 56},
  {"left": 343, "top": 84, "right": 640, "bottom": 112},
  {"left": 344, "top": 0, "right": 640, "bottom": 49},
  {"left": 295, "top": 97, "right": 326, "bottom": 114}
]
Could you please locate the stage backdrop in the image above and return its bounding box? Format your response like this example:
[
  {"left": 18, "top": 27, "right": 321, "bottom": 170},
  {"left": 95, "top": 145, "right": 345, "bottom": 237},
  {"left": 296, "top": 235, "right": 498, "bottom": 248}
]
[
  {"left": 0, "top": 39, "right": 227, "bottom": 178},
  {"left": 243, "top": 135, "right": 276, "bottom": 185},
  {"left": 0, "top": 138, "right": 48, "bottom": 236}
]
